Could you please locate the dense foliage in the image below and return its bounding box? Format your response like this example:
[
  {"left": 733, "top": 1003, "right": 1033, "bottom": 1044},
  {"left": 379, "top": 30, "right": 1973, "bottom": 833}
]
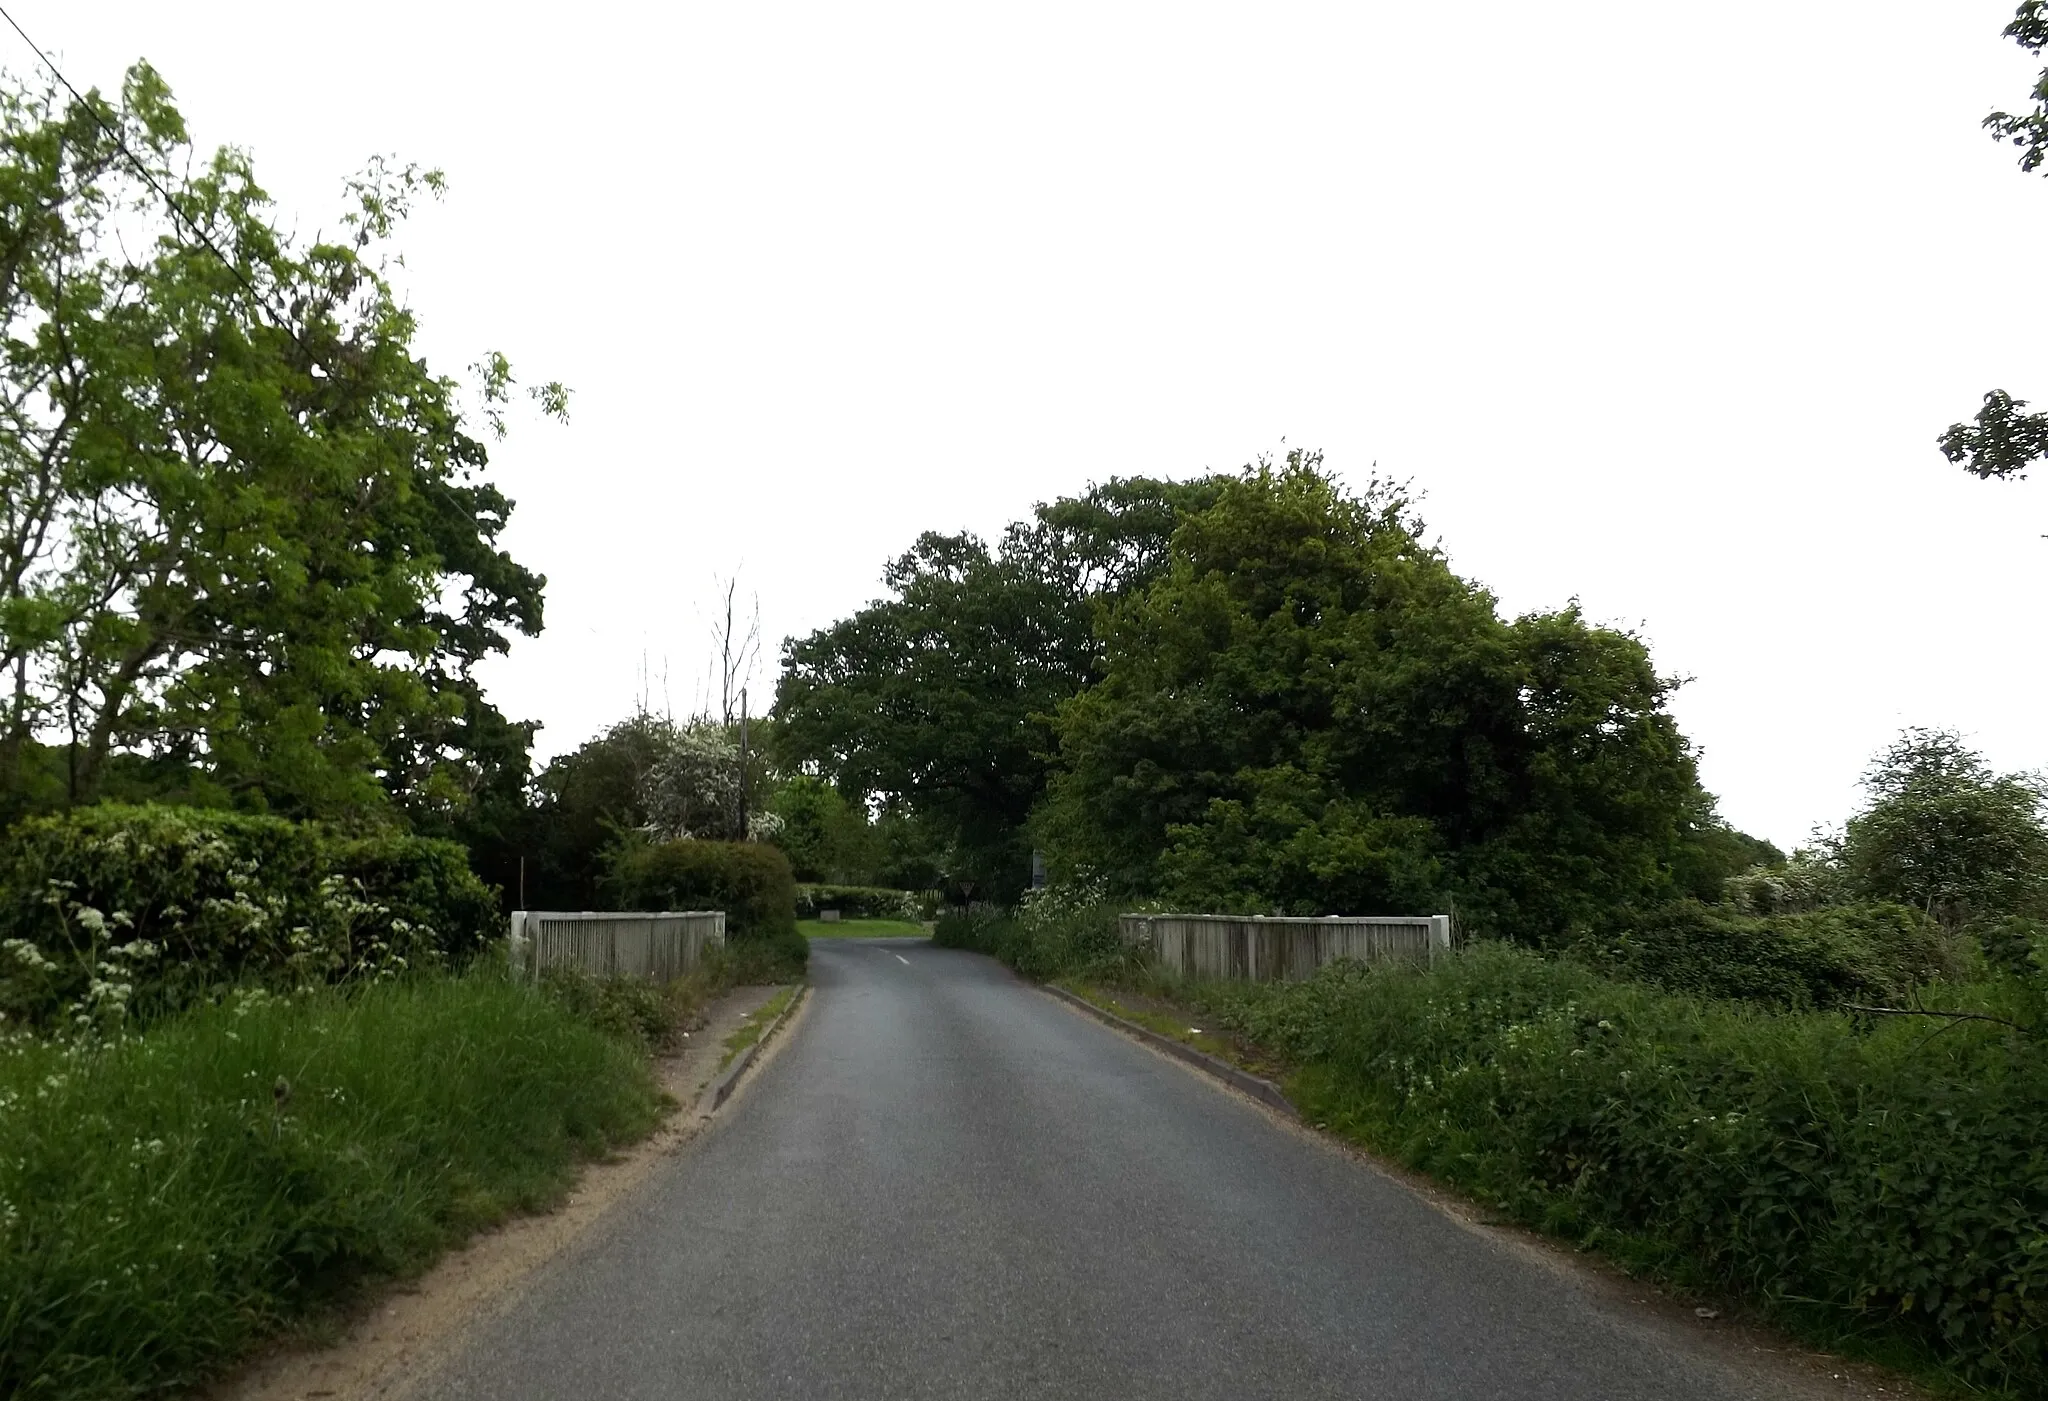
[
  {"left": 1173, "top": 948, "right": 2048, "bottom": 1393},
  {"left": 0, "top": 804, "right": 497, "bottom": 1029},
  {"left": 793, "top": 884, "right": 922, "bottom": 921},
  {"left": 771, "top": 775, "right": 890, "bottom": 885},
  {"left": 931, "top": 888, "right": 1134, "bottom": 982},
  {"left": 604, "top": 837, "right": 804, "bottom": 967},
  {"left": 775, "top": 476, "right": 1228, "bottom": 898},
  {"left": 1038, "top": 455, "right": 1734, "bottom": 942},
  {"left": 0, "top": 67, "right": 560, "bottom": 829},
  {"left": 1568, "top": 900, "right": 1961, "bottom": 1008},
  {"left": 1836, "top": 728, "right": 2048, "bottom": 925},
  {"left": 519, "top": 712, "right": 785, "bottom": 910},
  {"left": 0, "top": 973, "right": 664, "bottom": 1399},
  {"left": 779, "top": 456, "right": 1768, "bottom": 928}
]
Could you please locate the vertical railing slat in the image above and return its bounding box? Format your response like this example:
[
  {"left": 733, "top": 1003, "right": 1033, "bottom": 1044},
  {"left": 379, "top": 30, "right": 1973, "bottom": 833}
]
[
  {"left": 1114, "top": 912, "right": 1449, "bottom": 983},
  {"left": 510, "top": 911, "right": 729, "bottom": 981}
]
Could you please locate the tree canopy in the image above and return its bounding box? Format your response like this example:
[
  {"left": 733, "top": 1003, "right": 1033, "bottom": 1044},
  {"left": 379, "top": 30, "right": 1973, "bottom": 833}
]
[
  {"left": 1940, "top": 4, "right": 2048, "bottom": 479},
  {"left": 1036, "top": 453, "right": 1728, "bottom": 941},
  {"left": 778, "top": 450, "right": 1758, "bottom": 935},
  {"left": 1838, "top": 727, "right": 2048, "bottom": 925},
  {"left": 773, "top": 475, "right": 1227, "bottom": 895},
  {"left": 0, "top": 64, "right": 560, "bottom": 827}
]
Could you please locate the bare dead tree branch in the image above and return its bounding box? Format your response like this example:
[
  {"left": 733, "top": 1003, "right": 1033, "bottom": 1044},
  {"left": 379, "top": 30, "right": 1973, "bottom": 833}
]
[{"left": 1841, "top": 1003, "right": 2031, "bottom": 1034}]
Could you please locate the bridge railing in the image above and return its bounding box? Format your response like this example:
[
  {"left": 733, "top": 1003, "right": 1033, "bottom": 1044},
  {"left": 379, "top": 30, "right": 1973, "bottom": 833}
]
[
  {"left": 507, "top": 910, "right": 726, "bottom": 982},
  {"left": 1118, "top": 913, "right": 1450, "bottom": 981}
]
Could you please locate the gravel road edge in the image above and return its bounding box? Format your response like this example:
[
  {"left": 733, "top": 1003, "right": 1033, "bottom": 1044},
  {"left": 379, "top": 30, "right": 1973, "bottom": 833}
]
[{"left": 1039, "top": 982, "right": 1298, "bottom": 1118}]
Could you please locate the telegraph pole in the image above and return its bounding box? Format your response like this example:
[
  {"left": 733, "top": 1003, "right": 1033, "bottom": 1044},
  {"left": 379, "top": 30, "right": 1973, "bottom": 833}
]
[{"left": 737, "top": 686, "right": 750, "bottom": 839}]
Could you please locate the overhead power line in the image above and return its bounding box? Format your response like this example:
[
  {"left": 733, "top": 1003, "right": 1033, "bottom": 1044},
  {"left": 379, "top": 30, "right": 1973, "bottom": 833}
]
[
  {"left": 0, "top": 7, "right": 542, "bottom": 533},
  {"left": 0, "top": 2, "right": 305, "bottom": 343}
]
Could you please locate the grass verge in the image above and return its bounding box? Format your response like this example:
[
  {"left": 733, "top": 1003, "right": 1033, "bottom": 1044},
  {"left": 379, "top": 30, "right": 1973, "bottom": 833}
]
[
  {"left": 718, "top": 984, "right": 800, "bottom": 1069},
  {"left": 1055, "top": 979, "right": 1289, "bottom": 1082},
  {"left": 537, "top": 936, "right": 805, "bottom": 1050},
  {"left": 0, "top": 973, "right": 666, "bottom": 1400},
  {"left": 799, "top": 917, "right": 927, "bottom": 939}
]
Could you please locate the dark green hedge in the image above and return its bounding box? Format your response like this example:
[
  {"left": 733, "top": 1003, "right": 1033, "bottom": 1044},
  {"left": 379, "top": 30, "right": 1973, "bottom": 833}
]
[
  {"left": 794, "top": 883, "right": 917, "bottom": 920},
  {"left": 606, "top": 839, "right": 804, "bottom": 964},
  {"left": 0, "top": 804, "right": 499, "bottom": 1026},
  {"left": 931, "top": 902, "right": 1130, "bottom": 980},
  {"left": 1572, "top": 900, "right": 1959, "bottom": 1008}
]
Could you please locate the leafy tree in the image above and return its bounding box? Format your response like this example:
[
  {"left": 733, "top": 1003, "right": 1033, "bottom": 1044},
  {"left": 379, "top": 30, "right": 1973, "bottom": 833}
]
[
  {"left": 768, "top": 773, "right": 885, "bottom": 884},
  {"left": 640, "top": 722, "right": 780, "bottom": 843},
  {"left": 1940, "top": 4, "right": 2048, "bottom": 478},
  {"left": 0, "top": 64, "right": 560, "bottom": 823},
  {"left": 1671, "top": 816, "right": 1785, "bottom": 902},
  {"left": 1838, "top": 727, "right": 2048, "bottom": 925},
  {"left": 525, "top": 711, "right": 782, "bottom": 907},
  {"left": 1038, "top": 453, "right": 1716, "bottom": 942},
  {"left": 525, "top": 713, "right": 670, "bottom": 908},
  {"left": 774, "top": 475, "right": 1226, "bottom": 897}
]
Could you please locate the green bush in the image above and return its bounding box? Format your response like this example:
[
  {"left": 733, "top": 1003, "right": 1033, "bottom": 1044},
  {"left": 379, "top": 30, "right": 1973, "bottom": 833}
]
[
  {"left": 605, "top": 838, "right": 805, "bottom": 968},
  {"left": 538, "top": 966, "right": 681, "bottom": 1048},
  {"left": 931, "top": 891, "right": 1134, "bottom": 981},
  {"left": 793, "top": 883, "right": 919, "bottom": 921},
  {"left": 1171, "top": 947, "right": 2048, "bottom": 1393},
  {"left": 0, "top": 973, "right": 664, "bottom": 1399},
  {"left": 1971, "top": 914, "right": 2048, "bottom": 980},
  {"left": 1571, "top": 900, "right": 1960, "bottom": 1008},
  {"left": 0, "top": 804, "right": 499, "bottom": 1028}
]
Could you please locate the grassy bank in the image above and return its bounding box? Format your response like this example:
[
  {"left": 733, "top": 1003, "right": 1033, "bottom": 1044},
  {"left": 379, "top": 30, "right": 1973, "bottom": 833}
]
[
  {"left": 0, "top": 973, "right": 668, "bottom": 1400},
  {"left": 798, "top": 917, "right": 926, "bottom": 939},
  {"left": 942, "top": 907, "right": 2048, "bottom": 1396},
  {"left": 719, "top": 984, "right": 801, "bottom": 1068}
]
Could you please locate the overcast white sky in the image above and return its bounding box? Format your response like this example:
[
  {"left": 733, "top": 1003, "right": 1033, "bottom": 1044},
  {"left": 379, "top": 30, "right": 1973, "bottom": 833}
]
[{"left": 25, "top": 1, "right": 2048, "bottom": 848}]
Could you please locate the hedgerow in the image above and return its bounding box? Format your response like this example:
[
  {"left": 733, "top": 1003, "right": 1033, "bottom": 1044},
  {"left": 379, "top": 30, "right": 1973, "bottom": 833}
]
[
  {"left": 793, "top": 884, "right": 920, "bottom": 921},
  {"left": 1567, "top": 899, "right": 1963, "bottom": 1008},
  {"left": 0, "top": 805, "right": 499, "bottom": 1030},
  {"left": 931, "top": 887, "right": 1133, "bottom": 980},
  {"left": 1178, "top": 946, "right": 2048, "bottom": 1393},
  {"left": 605, "top": 837, "right": 806, "bottom": 970}
]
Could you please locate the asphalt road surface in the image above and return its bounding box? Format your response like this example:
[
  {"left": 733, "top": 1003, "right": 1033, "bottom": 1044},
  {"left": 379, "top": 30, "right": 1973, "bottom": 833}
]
[{"left": 417, "top": 939, "right": 1838, "bottom": 1401}]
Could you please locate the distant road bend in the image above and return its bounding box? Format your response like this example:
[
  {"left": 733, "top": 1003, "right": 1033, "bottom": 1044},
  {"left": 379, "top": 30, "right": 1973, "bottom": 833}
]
[{"left": 420, "top": 939, "right": 1856, "bottom": 1401}]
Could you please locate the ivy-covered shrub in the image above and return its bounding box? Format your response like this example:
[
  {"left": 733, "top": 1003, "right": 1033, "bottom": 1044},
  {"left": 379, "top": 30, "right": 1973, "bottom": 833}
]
[
  {"left": 0, "top": 804, "right": 499, "bottom": 1029},
  {"left": 605, "top": 838, "right": 804, "bottom": 966},
  {"left": 1570, "top": 900, "right": 1960, "bottom": 1008},
  {"left": 793, "top": 884, "right": 919, "bottom": 921}
]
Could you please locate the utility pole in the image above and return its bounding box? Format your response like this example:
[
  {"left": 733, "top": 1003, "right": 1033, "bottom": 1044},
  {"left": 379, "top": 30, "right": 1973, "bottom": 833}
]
[{"left": 737, "top": 686, "right": 750, "bottom": 840}]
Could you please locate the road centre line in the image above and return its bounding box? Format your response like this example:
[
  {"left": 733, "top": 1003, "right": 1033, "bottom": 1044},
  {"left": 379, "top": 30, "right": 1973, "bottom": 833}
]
[{"left": 895, "top": 954, "right": 910, "bottom": 965}]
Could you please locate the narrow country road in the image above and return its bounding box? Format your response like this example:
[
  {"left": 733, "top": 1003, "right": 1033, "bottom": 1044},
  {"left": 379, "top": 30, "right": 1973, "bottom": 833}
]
[{"left": 416, "top": 940, "right": 1839, "bottom": 1400}]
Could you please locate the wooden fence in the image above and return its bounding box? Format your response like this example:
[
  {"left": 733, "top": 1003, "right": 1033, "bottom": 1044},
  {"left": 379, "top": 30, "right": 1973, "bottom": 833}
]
[
  {"left": 1119, "top": 913, "right": 1451, "bottom": 981},
  {"left": 507, "top": 910, "right": 726, "bottom": 981}
]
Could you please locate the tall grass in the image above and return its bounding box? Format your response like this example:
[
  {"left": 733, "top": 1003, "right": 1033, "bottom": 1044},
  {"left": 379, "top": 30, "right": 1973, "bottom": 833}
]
[{"left": 0, "top": 973, "right": 667, "bottom": 1399}]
